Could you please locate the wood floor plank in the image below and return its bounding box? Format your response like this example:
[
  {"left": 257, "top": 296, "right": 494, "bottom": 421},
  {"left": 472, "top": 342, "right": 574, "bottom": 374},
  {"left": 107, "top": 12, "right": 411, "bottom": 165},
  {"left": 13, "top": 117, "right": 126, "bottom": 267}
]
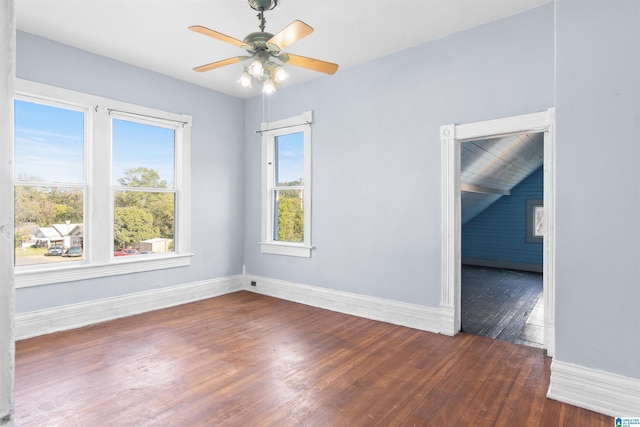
[
  {"left": 14, "top": 291, "right": 611, "bottom": 426},
  {"left": 462, "top": 265, "right": 544, "bottom": 345}
]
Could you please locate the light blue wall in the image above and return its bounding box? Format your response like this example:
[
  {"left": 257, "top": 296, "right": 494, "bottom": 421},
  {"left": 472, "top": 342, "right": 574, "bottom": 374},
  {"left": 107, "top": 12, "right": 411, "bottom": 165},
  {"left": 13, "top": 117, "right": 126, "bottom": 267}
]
[
  {"left": 555, "top": 0, "right": 640, "bottom": 379},
  {"left": 462, "top": 166, "right": 543, "bottom": 269},
  {"left": 14, "top": 0, "right": 639, "bottom": 384},
  {"left": 15, "top": 32, "right": 246, "bottom": 313},
  {"left": 243, "top": 4, "right": 554, "bottom": 307}
]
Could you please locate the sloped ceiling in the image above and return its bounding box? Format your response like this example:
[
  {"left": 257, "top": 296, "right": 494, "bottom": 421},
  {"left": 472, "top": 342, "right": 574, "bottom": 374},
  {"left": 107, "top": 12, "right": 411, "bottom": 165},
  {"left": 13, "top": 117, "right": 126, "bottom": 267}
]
[{"left": 461, "top": 132, "right": 544, "bottom": 225}]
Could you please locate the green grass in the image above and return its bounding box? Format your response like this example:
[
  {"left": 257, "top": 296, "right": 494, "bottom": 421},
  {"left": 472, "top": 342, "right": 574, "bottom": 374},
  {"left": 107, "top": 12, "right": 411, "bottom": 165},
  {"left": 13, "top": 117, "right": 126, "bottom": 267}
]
[{"left": 15, "top": 246, "right": 48, "bottom": 257}]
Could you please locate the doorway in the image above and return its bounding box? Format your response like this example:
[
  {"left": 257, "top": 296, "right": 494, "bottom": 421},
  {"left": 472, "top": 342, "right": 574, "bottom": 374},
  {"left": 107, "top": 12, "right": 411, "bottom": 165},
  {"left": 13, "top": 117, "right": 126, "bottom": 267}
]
[
  {"left": 459, "top": 133, "right": 544, "bottom": 348},
  {"left": 439, "top": 109, "right": 556, "bottom": 356}
]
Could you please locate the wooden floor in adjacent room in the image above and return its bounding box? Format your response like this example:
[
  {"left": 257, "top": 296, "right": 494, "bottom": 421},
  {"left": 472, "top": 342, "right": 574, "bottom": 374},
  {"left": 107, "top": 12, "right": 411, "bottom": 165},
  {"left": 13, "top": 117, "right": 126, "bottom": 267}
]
[
  {"left": 462, "top": 265, "right": 544, "bottom": 348},
  {"left": 15, "top": 291, "right": 611, "bottom": 426}
]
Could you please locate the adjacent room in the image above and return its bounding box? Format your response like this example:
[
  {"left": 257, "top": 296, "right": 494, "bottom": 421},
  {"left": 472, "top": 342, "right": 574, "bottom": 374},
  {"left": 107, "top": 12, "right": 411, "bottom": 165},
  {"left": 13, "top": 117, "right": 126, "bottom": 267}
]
[
  {"left": 1, "top": 0, "right": 639, "bottom": 425},
  {"left": 460, "top": 133, "right": 545, "bottom": 348}
]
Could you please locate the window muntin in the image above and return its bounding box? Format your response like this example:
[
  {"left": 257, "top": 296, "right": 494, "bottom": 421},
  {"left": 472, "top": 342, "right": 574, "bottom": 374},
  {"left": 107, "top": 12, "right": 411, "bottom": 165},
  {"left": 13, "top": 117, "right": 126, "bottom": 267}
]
[
  {"left": 112, "top": 118, "right": 176, "bottom": 256},
  {"left": 14, "top": 99, "right": 86, "bottom": 266},
  {"left": 260, "top": 112, "right": 312, "bottom": 257},
  {"left": 14, "top": 79, "right": 192, "bottom": 288}
]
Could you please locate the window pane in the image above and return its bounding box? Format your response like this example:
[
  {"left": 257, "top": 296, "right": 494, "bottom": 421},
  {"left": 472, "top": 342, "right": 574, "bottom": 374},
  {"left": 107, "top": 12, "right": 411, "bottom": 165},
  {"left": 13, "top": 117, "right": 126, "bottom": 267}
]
[
  {"left": 112, "top": 119, "right": 175, "bottom": 188},
  {"left": 14, "top": 186, "right": 84, "bottom": 266},
  {"left": 534, "top": 206, "right": 544, "bottom": 237},
  {"left": 274, "top": 189, "right": 304, "bottom": 243},
  {"left": 275, "top": 132, "right": 304, "bottom": 187},
  {"left": 14, "top": 100, "right": 84, "bottom": 183},
  {"left": 114, "top": 191, "right": 175, "bottom": 255}
]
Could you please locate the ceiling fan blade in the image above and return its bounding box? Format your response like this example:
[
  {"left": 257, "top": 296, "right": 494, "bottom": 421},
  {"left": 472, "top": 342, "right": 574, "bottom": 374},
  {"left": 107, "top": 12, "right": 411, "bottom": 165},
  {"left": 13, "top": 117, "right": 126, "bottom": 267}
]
[
  {"left": 189, "top": 25, "right": 250, "bottom": 49},
  {"left": 193, "top": 56, "right": 250, "bottom": 73},
  {"left": 282, "top": 53, "right": 339, "bottom": 75},
  {"left": 268, "top": 20, "right": 313, "bottom": 51}
]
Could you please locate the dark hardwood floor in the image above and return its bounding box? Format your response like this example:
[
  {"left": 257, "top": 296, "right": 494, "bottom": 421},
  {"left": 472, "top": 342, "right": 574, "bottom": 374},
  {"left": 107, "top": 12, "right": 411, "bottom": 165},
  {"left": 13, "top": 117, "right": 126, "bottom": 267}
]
[
  {"left": 14, "top": 291, "right": 611, "bottom": 426},
  {"left": 462, "top": 265, "right": 544, "bottom": 347}
]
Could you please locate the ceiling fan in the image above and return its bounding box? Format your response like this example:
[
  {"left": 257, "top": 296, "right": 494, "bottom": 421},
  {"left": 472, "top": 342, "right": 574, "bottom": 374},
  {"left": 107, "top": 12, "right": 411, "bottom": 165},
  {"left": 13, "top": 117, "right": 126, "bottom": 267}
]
[{"left": 189, "top": 0, "right": 338, "bottom": 93}]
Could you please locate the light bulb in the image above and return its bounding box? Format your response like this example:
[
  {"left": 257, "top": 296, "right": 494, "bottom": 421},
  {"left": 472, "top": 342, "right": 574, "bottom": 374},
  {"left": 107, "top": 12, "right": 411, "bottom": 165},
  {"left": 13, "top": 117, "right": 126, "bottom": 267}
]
[
  {"left": 238, "top": 71, "right": 252, "bottom": 88},
  {"left": 262, "top": 79, "right": 276, "bottom": 94},
  {"left": 249, "top": 59, "right": 263, "bottom": 77},
  {"left": 274, "top": 66, "right": 289, "bottom": 83}
]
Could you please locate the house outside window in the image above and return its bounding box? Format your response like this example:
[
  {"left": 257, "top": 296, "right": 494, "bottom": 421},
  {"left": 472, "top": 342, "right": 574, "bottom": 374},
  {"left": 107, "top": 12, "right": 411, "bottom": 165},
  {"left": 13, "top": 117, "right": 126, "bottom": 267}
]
[
  {"left": 14, "top": 80, "right": 192, "bottom": 288},
  {"left": 260, "top": 111, "right": 312, "bottom": 257}
]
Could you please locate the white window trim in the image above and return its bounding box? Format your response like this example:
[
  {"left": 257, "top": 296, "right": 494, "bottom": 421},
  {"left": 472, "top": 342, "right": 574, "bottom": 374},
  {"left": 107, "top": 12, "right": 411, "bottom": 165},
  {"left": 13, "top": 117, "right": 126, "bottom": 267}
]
[
  {"left": 260, "top": 111, "right": 313, "bottom": 258},
  {"left": 15, "top": 79, "right": 192, "bottom": 288},
  {"left": 526, "top": 199, "right": 544, "bottom": 243}
]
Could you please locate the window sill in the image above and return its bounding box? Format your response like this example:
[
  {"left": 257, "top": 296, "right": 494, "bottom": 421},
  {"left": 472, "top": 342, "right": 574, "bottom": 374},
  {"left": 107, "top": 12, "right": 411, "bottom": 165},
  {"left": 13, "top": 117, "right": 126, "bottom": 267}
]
[
  {"left": 259, "top": 242, "right": 312, "bottom": 258},
  {"left": 15, "top": 253, "right": 193, "bottom": 288}
]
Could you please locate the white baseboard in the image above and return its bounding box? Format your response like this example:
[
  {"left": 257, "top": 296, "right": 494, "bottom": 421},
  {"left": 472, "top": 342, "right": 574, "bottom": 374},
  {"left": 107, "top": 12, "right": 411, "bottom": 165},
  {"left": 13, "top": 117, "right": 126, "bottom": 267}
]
[
  {"left": 243, "top": 275, "right": 442, "bottom": 333},
  {"left": 547, "top": 360, "right": 640, "bottom": 417},
  {"left": 438, "top": 304, "right": 456, "bottom": 336},
  {"left": 15, "top": 275, "right": 243, "bottom": 340}
]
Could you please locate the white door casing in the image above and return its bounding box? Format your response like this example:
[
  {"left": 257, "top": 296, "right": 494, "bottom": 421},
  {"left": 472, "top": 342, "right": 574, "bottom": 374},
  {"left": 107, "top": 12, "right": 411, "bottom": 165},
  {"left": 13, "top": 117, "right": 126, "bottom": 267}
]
[
  {"left": 1, "top": 0, "right": 16, "bottom": 423},
  {"left": 440, "top": 109, "right": 556, "bottom": 357}
]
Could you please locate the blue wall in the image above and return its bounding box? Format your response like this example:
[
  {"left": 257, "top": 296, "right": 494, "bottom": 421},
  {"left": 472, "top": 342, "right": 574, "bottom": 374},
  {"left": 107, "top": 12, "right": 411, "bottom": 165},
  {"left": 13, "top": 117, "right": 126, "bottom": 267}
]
[{"left": 462, "top": 166, "right": 543, "bottom": 271}]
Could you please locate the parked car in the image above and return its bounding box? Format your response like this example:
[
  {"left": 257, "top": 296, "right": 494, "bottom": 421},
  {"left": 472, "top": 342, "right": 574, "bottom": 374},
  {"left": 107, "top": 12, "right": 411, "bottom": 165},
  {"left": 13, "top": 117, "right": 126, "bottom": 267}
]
[
  {"left": 114, "top": 248, "right": 139, "bottom": 256},
  {"left": 44, "top": 246, "right": 63, "bottom": 256},
  {"left": 62, "top": 246, "right": 83, "bottom": 257}
]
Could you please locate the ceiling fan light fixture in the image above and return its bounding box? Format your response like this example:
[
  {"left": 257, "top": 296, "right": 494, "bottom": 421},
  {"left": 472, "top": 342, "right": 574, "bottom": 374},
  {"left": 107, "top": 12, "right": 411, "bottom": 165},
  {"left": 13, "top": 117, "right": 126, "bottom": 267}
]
[
  {"left": 248, "top": 58, "right": 264, "bottom": 77},
  {"left": 189, "top": 0, "right": 338, "bottom": 94},
  {"left": 274, "top": 65, "right": 289, "bottom": 83},
  {"left": 262, "top": 79, "right": 276, "bottom": 94},
  {"left": 238, "top": 70, "right": 252, "bottom": 87}
]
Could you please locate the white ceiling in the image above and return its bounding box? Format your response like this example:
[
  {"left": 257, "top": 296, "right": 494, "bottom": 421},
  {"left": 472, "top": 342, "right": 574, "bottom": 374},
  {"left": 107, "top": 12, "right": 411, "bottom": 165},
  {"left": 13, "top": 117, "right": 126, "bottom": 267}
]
[{"left": 16, "top": 0, "right": 551, "bottom": 99}]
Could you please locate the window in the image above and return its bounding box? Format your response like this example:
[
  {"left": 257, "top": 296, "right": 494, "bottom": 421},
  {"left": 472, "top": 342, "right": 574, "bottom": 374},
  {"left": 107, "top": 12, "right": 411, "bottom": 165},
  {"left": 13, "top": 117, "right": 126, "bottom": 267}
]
[
  {"left": 112, "top": 118, "right": 176, "bottom": 256},
  {"left": 260, "top": 111, "right": 312, "bottom": 257},
  {"left": 14, "top": 98, "right": 86, "bottom": 266},
  {"left": 527, "top": 199, "right": 544, "bottom": 243},
  {"left": 14, "top": 80, "right": 192, "bottom": 288}
]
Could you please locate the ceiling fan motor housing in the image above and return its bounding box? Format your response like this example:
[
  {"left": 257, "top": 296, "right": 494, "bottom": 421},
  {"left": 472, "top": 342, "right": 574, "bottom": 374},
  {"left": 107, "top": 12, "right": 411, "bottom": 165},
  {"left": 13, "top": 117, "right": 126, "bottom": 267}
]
[
  {"left": 248, "top": 0, "right": 277, "bottom": 11},
  {"left": 244, "top": 31, "right": 275, "bottom": 48}
]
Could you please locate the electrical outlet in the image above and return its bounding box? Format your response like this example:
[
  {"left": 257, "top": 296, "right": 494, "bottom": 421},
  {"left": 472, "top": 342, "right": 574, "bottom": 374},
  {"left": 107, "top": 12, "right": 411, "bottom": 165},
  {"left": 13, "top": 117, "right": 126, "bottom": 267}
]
[{"left": 250, "top": 281, "right": 256, "bottom": 286}]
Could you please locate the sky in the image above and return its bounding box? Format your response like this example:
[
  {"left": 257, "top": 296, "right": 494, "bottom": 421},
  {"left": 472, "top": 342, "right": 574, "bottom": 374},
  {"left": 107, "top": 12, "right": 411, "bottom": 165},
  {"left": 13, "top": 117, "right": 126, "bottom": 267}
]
[
  {"left": 275, "top": 131, "right": 304, "bottom": 185},
  {"left": 112, "top": 119, "right": 175, "bottom": 187},
  {"left": 14, "top": 100, "right": 175, "bottom": 187},
  {"left": 14, "top": 99, "right": 84, "bottom": 183}
]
